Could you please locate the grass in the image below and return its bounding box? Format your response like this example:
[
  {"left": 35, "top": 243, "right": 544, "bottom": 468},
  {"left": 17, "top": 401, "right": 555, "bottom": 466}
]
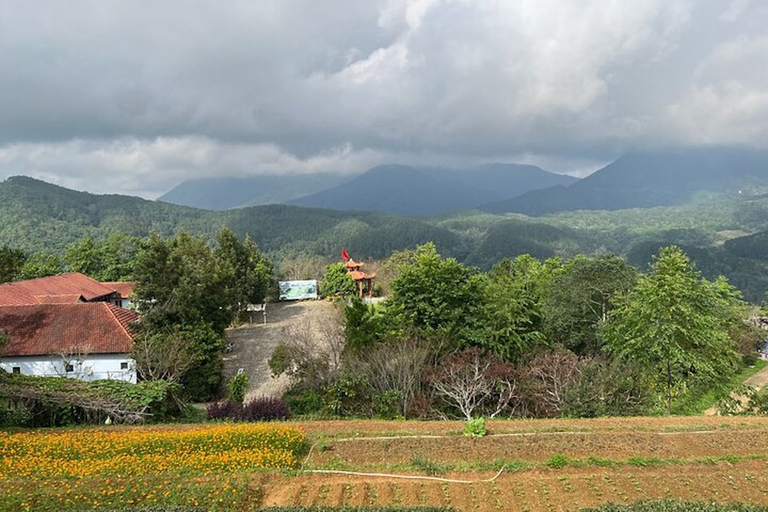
[{"left": 671, "top": 359, "right": 768, "bottom": 415}]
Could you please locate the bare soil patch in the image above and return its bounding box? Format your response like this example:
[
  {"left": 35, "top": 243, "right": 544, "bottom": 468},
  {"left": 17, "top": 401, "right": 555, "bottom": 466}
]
[
  {"left": 222, "top": 300, "right": 336, "bottom": 399},
  {"left": 259, "top": 417, "right": 768, "bottom": 511}
]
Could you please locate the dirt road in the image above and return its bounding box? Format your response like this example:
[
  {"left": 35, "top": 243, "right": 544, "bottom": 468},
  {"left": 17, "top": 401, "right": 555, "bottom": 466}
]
[{"left": 222, "top": 300, "right": 338, "bottom": 400}]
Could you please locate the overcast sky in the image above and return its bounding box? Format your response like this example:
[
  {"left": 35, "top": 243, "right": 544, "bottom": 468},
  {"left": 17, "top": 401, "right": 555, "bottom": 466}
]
[{"left": 0, "top": 0, "right": 766, "bottom": 198}]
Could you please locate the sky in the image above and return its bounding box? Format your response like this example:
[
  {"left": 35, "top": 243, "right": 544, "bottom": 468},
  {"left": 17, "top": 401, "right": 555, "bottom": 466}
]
[{"left": 0, "top": 0, "right": 766, "bottom": 198}]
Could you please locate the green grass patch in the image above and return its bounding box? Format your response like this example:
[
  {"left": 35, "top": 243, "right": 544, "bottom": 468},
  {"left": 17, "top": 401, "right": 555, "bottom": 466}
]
[
  {"left": 578, "top": 500, "right": 768, "bottom": 511},
  {"left": 672, "top": 359, "right": 768, "bottom": 415}
]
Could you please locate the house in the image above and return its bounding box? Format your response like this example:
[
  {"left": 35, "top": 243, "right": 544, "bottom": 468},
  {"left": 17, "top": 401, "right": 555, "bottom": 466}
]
[
  {"left": 101, "top": 281, "right": 135, "bottom": 308},
  {"left": 0, "top": 272, "right": 134, "bottom": 308},
  {"left": 0, "top": 303, "right": 139, "bottom": 383}
]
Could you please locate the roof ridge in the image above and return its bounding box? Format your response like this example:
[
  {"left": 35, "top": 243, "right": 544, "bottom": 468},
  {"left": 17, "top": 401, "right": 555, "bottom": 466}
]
[{"left": 104, "top": 303, "right": 135, "bottom": 340}]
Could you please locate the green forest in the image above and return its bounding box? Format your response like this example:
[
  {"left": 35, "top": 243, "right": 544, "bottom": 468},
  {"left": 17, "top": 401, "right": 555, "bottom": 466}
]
[{"left": 3, "top": 175, "right": 768, "bottom": 301}]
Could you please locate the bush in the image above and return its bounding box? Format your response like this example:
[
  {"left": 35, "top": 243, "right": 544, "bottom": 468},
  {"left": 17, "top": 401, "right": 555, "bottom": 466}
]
[
  {"left": 579, "top": 500, "right": 768, "bottom": 511},
  {"left": 206, "top": 397, "right": 290, "bottom": 421},
  {"left": 206, "top": 400, "right": 242, "bottom": 421},
  {"left": 283, "top": 387, "right": 325, "bottom": 416},
  {"left": 546, "top": 453, "right": 570, "bottom": 469},
  {"left": 241, "top": 396, "right": 290, "bottom": 421},
  {"left": 0, "top": 403, "right": 32, "bottom": 427},
  {"left": 227, "top": 372, "right": 249, "bottom": 404},
  {"left": 463, "top": 417, "right": 487, "bottom": 437},
  {"left": 320, "top": 262, "right": 356, "bottom": 298}
]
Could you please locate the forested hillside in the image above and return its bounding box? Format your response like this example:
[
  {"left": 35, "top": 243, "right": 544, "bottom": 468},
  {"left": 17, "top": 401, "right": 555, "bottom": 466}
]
[{"left": 4, "top": 175, "right": 768, "bottom": 301}]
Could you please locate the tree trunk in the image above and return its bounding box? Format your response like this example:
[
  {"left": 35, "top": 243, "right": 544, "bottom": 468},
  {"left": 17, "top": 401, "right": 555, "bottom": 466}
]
[{"left": 666, "top": 360, "right": 672, "bottom": 414}]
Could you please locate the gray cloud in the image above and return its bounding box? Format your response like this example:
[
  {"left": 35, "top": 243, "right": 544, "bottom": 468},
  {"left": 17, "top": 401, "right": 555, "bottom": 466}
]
[{"left": 0, "top": 0, "right": 765, "bottom": 197}]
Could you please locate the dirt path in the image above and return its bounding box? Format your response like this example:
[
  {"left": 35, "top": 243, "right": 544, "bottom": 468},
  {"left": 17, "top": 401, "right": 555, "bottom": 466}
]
[{"left": 222, "top": 300, "right": 338, "bottom": 399}]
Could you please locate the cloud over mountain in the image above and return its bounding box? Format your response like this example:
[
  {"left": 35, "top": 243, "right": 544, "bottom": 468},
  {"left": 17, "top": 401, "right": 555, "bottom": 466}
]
[{"left": 0, "top": 1, "right": 766, "bottom": 197}]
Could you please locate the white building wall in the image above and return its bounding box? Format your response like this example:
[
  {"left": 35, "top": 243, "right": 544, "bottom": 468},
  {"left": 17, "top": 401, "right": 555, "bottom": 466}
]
[{"left": 1, "top": 354, "right": 137, "bottom": 384}]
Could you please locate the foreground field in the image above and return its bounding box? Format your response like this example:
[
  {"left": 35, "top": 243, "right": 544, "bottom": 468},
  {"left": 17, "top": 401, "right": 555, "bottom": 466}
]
[
  {"left": 4, "top": 416, "right": 768, "bottom": 511},
  {"left": 0, "top": 423, "right": 305, "bottom": 511},
  {"left": 263, "top": 416, "right": 768, "bottom": 511}
]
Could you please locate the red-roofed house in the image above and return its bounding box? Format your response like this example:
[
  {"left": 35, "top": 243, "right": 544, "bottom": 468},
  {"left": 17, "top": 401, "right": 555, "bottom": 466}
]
[
  {"left": 0, "top": 273, "right": 134, "bottom": 308},
  {"left": 0, "top": 303, "right": 140, "bottom": 383},
  {"left": 101, "top": 281, "right": 135, "bottom": 308}
]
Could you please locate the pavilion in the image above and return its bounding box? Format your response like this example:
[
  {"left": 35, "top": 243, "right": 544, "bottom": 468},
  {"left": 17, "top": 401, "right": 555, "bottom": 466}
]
[{"left": 344, "top": 258, "right": 376, "bottom": 298}]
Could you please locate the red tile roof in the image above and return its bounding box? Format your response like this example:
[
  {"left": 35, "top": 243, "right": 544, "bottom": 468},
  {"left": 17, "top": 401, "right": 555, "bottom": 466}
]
[
  {"left": 0, "top": 303, "right": 139, "bottom": 357},
  {"left": 102, "top": 282, "right": 135, "bottom": 298},
  {"left": 344, "top": 259, "right": 365, "bottom": 269},
  {"left": 0, "top": 273, "right": 118, "bottom": 306},
  {"left": 34, "top": 294, "right": 85, "bottom": 304},
  {"left": 348, "top": 270, "right": 376, "bottom": 281}
]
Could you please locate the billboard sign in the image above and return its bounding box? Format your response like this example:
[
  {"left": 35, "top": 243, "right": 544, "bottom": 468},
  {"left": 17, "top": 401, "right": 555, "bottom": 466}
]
[{"left": 278, "top": 280, "right": 319, "bottom": 301}]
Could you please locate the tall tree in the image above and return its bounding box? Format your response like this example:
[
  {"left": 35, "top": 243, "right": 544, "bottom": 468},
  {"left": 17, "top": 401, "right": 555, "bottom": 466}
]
[
  {"left": 479, "top": 255, "right": 555, "bottom": 361},
  {"left": 387, "top": 242, "right": 486, "bottom": 347},
  {"left": 604, "top": 246, "right": 740, "bottom": 413},
  {"left": 215, "top": 227, "right": 275, "bottom": 308},
  {"left": 132, "top": 232, "right": 237, "bottom": 399},
  {"left": 544, "top": 254, "right": 638, "bottom": 355}
]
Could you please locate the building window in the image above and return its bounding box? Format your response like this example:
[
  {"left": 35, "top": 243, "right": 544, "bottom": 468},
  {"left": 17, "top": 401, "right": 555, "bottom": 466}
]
[
  {"left": 12, "top": 367, "right": 20, "bottom": 374},
  {"left": 120, "top": 362, "right": 129, "bottom": 370},
  {"left": 65, "top": 364, "right": 74, "bottom": 372}
]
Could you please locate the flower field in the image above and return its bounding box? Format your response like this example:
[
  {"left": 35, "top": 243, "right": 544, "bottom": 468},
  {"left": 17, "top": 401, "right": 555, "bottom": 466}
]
[{"left": 0, "top": 423, "right": 305, "bottom": 511}]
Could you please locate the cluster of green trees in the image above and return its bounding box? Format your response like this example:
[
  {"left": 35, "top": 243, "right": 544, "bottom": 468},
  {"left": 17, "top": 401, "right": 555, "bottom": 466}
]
[
  {"left": 275, "top": 243, "right": 762, "bottom": 418},
  {"left": 130, "top": 228, "right": 275, "bottom": 400},
  {"left": 0, "top": 227, "right": 275, "bottom": 404}
]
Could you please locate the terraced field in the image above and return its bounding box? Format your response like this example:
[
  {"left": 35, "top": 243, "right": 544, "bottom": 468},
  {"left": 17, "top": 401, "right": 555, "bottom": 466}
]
[{"left": 262, "top": 417, "right": 768, "bottom": 511}]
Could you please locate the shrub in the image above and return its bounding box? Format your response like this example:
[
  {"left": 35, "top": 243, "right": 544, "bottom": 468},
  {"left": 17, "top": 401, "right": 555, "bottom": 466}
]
[
  {"left": 206, "top": 400, "right": 241, "bottom": 421},
  {"left": 0, "top": 403, "right": 32, "bottom": 428},
  {"left": 241, "top": 396, "right": 290, "bottom": 421},
  {"left": 283, "top": 387, "right": 325, "bottom": 416},
  {"left": 227, "top": 372, "right": 249, "bottom": 404},
  {"left": 579, "top": 500, "right": 768, "bottom": 511},
  {"left": 463, "top": 417, "right": 487, "bottom": 437},
  {"left": 546, "top": 453, "right": 570, "bottom": 469}
]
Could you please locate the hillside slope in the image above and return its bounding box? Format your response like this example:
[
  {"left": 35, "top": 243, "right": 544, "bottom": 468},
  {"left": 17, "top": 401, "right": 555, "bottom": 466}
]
[
  {"left": 159, "top": 173, "right": 349, "bottom": 210},
  {"left": 483, "top": 147, "right": 768, "bottom": 215},
  {"left": 289, "top": 163, "right": 575, "bottom": 216}
]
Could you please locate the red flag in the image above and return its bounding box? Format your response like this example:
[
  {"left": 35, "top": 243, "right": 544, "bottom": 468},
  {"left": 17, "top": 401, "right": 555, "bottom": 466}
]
[{"left": 341, "top": 247, "right": 350, "bottom": 260}]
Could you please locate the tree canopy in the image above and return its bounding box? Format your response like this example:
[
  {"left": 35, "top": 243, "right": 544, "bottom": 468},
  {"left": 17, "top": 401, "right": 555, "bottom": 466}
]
[{"left": 605, "top": 246, "right": 740, "bottom": 412}]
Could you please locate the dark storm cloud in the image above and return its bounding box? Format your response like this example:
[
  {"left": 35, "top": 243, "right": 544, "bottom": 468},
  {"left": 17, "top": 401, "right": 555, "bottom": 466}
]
[{"left": 0, "top": 0, "right": 766, "bottom": 197}]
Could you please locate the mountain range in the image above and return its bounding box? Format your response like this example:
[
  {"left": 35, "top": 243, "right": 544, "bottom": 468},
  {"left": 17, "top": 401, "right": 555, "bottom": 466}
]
[
  {"left": 158, "top": 173, "right": 348, "bottom": 210},
  {"left": 483, "top": 147, "right": 768, "bottom": 215},
  {"left": 161, "top": 163, "right": 577, "bottom": 216}
]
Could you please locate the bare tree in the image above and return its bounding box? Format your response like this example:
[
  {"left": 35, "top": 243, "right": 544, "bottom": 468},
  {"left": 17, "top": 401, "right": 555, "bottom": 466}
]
[
  {"left": 350, "top": 337, "right": 431, "bottom": 417},
  {"left": 131, "top": 331, "right": 196, "bottom": 382},
  {"left": 53, "top": 343, "right": 94, "bottom": 379},
  {"left": 523, "top": 351, "right": 585, "bottom": 417},
  {"left": 269, "top": 307, "right": 346, "bottom": 387},
  {"left": 429, "top": 347, "right": 518, "bottom": 420},
  {"left": 278, "top": 255, "right": 327, "bottom": 281}
]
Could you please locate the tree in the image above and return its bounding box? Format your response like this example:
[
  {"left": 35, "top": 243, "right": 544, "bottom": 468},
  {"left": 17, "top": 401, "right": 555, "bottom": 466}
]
[
  {"left": 347, "top": 337, "right": 432, "bottom": 418},
  {"left": 20, "top": 252, "right": 62, "bottom": 279},
  {"left": 130, "top": 329, "right": 196, "bottom": 383},
  {"left": 215, "top": 227, "right": 274, "bottom": 309},
  {"left": 133, "top": 232, "right": 237, "bottom": 333},
  {"left": 387, "top": 242, "right": 486, "bottom": 347},
  {"left": 429, "top": 347, "right": 518, "bottom": 420},
  {"left": 544, "top": 254, "right": 638, "bottom": 355},
  {"left": 479, "top": 256, "right": 555, "bottom": 361},
  {"left": 0, "top": 245, "right": 27, "bottom": 283},
  {"left": 604, "top": 246, "right": 740, "bottom": 413},
  {"left": 320, "top": 262, "right": 356, "bottom": 299},
  {"left": 131, "top": 232, "right": 238, "bottom": 399}
]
